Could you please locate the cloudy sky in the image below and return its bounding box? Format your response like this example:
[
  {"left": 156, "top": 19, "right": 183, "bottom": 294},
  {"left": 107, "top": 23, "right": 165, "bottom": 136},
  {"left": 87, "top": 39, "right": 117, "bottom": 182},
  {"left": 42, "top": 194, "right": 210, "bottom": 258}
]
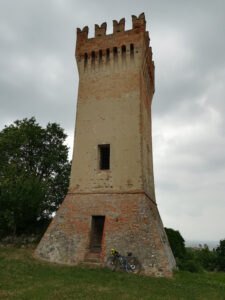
[{"left": 1, "top": 0, "right": 224, "bottom": 243}]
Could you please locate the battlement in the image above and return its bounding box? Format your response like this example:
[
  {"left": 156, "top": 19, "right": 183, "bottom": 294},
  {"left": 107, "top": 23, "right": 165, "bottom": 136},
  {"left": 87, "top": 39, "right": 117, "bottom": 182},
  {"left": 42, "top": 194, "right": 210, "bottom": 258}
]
[
  {"left": 75, "top": 13, "right": 154, "bottom": 92},
  {"left": 76, "top": 13, "right": 147, "bottom": 46}
]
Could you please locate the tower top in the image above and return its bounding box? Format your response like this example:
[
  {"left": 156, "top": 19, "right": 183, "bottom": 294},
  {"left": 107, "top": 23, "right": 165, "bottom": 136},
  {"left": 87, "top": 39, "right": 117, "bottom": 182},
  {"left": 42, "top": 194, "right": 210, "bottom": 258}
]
[
  {"left": 75, "top": 12, "right": 154, "bottom": 93},
  {"left": 77, "top": 13, "right": 146, "bottom": 42},
  {"left": 75, "top": 13, "right": 151, "bottom": 58}
]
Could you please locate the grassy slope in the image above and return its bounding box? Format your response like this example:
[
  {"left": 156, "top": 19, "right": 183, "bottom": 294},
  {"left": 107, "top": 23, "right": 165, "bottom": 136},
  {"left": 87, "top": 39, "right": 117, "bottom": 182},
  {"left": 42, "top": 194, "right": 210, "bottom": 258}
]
[{"left": 0, "top": 246, "right": 225, "bottom": 300}]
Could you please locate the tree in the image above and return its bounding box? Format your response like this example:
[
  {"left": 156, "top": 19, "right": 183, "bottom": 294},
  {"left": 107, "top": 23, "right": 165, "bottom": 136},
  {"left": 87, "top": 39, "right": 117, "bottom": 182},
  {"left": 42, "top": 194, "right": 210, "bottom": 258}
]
[
  {"left": 165, "top": 227, "right": 186, "bottom": 260},
  {"left": 196, "top": 245, "right": 217, "bottom": 271},
  {"left": 0, "top": 117, "right": 71, "bottom": 236},
  {"left": 216, "top": 239, "right": 225, "bottom": 271}
]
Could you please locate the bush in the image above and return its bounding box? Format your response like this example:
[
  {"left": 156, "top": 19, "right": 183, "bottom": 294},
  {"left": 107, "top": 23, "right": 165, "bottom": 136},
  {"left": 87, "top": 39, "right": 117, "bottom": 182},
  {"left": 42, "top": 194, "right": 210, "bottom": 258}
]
[
  {"left": 216, "top": 239, "right": 225, "bottom": 271},
  {"left": 165, "top": 227, "right": 186, "bottom": 260},
  {"left": 179, "top": 259, "right": 203, "bottom": 273},
  {"left": 165, "top": 228, "right": 220, "bottom": 273},
  {"left": 197, "top": 246, "right": 217, "bottom": 271}
]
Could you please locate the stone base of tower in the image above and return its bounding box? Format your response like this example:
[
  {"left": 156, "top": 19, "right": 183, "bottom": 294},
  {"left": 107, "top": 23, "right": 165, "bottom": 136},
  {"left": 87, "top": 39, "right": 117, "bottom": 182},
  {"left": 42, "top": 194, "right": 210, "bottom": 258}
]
[{"left": 34, "top": 192, "right": 176, "bottom": 277}]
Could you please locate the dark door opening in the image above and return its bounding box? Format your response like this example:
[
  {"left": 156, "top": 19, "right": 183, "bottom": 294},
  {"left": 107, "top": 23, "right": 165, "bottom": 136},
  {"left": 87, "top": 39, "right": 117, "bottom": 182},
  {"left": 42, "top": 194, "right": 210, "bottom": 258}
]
[{"left": 90, "top": 216, "right": 105, "bottom": 253}]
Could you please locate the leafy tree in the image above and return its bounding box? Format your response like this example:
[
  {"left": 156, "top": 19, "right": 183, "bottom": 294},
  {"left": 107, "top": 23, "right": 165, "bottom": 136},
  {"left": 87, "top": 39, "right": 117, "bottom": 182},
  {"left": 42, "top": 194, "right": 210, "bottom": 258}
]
[
  {"left": 216, "top": 239, "right": 225, "bottom": 271},
  {"left": 165, "top": 227, "right": 224, "bottom": 273},
  {"left": 0, "top": 117, "right": 71, "bottom": 236},
  {"left": 197, "top": 245, "right": 217, "bottom": 271},
  {"left": 165, "top": 227, "right": 186, "bottom": 260}
]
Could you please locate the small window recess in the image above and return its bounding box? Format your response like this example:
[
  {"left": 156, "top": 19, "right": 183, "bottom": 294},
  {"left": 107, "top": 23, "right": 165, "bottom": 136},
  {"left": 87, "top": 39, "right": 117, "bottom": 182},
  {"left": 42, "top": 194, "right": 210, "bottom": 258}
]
[
  {"left": 84, "top": 53, "right": 88, "bottom": 67},
  {"left": 130, "top": 44, "right": 134, "bottom": 58},
  {"left": 113, "top": 47, "right": 118, "bottom": 58},
  {"left": 99, "top": 50, "right": 103, "bottom": 63},
  {"left": 91, "top": 51, "right": 95, "bottom": 64},
  {"left": 106, "top": 48, "right": 110, "bottom": 62},
  {"left": 122, "top": 45, "right": 126, "bottom": 61},
  {"left": 98, "top": 144, "right": 110, "bottom": 170}
]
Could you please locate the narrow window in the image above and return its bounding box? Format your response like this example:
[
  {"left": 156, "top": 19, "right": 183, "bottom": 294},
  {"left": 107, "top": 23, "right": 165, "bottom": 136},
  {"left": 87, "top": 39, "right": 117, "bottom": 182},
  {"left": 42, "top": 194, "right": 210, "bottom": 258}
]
[
  {"left": 98, "top": 144, "right": 110, "bottom": 170},
  {"left": 122, "top": 45, "right": 126, "bottom": 61},
  {"left": 84, "top": 53, "right": 88, "bottom": 67},
  {"left": 130, "top": 43, "right": 134, "bottom": 57},
  {"left": 106, "top": 48, "right": 110, "bottom": 62},
  {"left": 99, "top": 50, "right": 103, "bottom": 62},
  {"left": 91, "top": 51, "right": 95, "bottom": 64},
  {"left": 113, "top": 47, "right": 118, "bottom": 58}
]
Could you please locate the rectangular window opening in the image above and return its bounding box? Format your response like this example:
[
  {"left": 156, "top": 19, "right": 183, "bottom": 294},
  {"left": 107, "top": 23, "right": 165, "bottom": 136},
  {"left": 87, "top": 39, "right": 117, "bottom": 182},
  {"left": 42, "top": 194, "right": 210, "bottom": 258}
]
[
  {"left": 91, "top": 51, "right": 95, "bottom": 65},
  {"left": 130, "top": 43, "right": 134, "bottom": 58},
  {"left": 84, "top": 53, "right": 88, "bottom": 68},
  {"left": 98, "top": 144, "right": 110, "bottom": 170},
  {"left": 99, "top": 50, "right": 103, "bottom": 63},
  {"left": 106, "top": 48, "right": 110, "bottom": 61},
  {"left": 113, "top": 47, "right": 118, "bottom": 58}
]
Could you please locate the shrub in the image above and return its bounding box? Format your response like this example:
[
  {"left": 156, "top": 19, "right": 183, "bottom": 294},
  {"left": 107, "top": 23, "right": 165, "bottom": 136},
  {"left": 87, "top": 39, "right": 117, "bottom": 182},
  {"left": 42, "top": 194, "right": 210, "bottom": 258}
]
[{"left": 216, "top": 239, "right": 225, "bottom": 271}]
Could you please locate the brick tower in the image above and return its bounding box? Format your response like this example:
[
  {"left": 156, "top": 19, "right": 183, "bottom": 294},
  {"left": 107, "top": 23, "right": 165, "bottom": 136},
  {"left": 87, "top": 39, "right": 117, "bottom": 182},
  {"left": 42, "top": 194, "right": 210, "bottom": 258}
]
[{"left": 35, "top": 13, "right": 176, "bottom": 277}]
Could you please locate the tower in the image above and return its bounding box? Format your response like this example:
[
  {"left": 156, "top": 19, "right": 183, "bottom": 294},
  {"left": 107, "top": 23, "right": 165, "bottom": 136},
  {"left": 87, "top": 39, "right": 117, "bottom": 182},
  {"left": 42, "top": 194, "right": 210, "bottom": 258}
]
[{"left": 35, "top": 13, "right": 176, "bottom": 277}]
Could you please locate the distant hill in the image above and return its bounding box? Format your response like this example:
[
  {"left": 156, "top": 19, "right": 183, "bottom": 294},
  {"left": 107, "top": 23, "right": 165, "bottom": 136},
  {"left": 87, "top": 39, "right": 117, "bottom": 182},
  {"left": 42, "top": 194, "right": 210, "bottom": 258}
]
[{"left": 185, "top": 240, "right": 219, "bottom": 250}]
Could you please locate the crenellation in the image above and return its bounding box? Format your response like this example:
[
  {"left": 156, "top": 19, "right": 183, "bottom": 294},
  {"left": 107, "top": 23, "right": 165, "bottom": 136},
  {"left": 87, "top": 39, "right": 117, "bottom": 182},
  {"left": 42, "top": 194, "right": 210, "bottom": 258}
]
[
  {"left": 76, "top": 13, "right": 147, "bottom": 48},
  {"left": 132, "top": 12, "right": 146, "bottom": 30},
  {"left": 113, "top": 18, "right": 125, "bottom": 33},
  {"left": 77, "top": 26, "right": 89, "bottom": 42},
  {"left": 95, "top": 22, "right": 107, "bottom": 37},
  {"left": 76, "top": 13, "right": 150, "bottom": 58}
]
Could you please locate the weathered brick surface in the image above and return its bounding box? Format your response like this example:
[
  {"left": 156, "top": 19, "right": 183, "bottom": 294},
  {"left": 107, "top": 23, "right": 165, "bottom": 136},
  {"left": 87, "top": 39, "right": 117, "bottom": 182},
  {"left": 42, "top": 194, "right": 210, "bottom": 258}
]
[
  {"left": 35, "top": 193, "right": 175, "bottom": 277},
  {"left": 35, "top": 13, "right": 176, "bottom": 277}
]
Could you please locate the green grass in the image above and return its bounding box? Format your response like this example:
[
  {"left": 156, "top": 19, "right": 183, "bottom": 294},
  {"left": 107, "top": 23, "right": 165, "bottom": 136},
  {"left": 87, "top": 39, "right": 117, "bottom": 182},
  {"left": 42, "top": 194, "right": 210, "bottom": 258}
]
[{"left": 0, "top": 246, "right": 225, "bottom": 300}]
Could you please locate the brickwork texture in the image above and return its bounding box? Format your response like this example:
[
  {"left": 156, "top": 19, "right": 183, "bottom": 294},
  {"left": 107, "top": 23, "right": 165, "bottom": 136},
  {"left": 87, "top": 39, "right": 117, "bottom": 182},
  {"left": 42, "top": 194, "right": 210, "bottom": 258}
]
[{"left": 35, "top": 13, "right": 176, "bottom": 277}]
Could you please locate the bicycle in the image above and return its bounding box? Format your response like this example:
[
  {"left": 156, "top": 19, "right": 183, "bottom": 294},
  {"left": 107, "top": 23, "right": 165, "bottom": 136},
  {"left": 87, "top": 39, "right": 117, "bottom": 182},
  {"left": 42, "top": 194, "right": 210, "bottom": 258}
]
[{"left": 105, "top": 249, "right": 141, "bottom": 274}]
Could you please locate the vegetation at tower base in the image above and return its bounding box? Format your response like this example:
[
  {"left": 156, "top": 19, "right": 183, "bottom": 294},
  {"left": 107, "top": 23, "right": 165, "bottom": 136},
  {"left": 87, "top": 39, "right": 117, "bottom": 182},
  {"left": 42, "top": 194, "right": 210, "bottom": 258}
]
[
  {"left": 164, "top": 228, "right": 186, "bottom": 260},
  {"left": 0, "top": 117, "right": 71, "bottom": 237},
  {"left": 216, "top": 239, "right": 225, "bottom": 271},
  {"left": 165, "top": 228, "right": 225, "bottom": 273}
]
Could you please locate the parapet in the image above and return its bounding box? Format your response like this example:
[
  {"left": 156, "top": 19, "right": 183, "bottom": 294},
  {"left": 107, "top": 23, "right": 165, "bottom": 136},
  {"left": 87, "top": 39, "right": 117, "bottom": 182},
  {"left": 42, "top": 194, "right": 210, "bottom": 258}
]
[
  {"left": 76, "top": 13, "right": 147, "bottom": 43},
  {"left": 75, "top": 12, "right": 154, "bottom": 93}
]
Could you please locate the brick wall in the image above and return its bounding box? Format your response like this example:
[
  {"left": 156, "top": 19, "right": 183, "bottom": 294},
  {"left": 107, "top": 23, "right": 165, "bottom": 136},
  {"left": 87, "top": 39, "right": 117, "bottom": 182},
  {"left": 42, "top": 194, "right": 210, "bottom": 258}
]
[{"left": 35, "top": 192, "right": 175, "bottom": 277}]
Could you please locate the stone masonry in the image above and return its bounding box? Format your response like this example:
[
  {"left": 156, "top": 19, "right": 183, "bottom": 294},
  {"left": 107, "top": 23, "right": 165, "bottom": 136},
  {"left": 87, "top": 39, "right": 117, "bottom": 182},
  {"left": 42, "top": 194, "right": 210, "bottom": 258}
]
[{"left": 35, "top": 13, "right": 176, "bottom": 277}]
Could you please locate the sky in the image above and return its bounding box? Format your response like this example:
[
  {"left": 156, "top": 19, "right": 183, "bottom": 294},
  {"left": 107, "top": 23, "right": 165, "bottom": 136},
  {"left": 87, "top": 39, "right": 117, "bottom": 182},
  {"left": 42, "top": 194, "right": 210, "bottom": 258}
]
[{"left": 0, "top": 0, "right": 224, "bottom": 243}]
